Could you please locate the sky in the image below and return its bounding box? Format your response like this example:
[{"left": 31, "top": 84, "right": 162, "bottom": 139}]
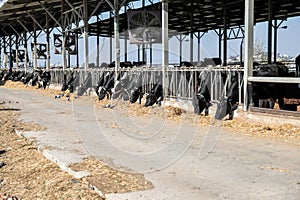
[{"left": 48, "top": 15, "right": 300, "bottom": 67}]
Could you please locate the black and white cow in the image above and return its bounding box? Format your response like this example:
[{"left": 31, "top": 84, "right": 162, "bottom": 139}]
[
  {"left": 77, "top": 72, "right": 92, "bottom": 96},
  {"left": 98, "top": 72, "right": 115, "bottom": 100},
  {"left": 192, "top": 70, "right": 213, "bottom": 116},
  {"left": 215, "top": 63, "right": 300, "bottom": 120},
  {"left": 144, "top": 82, "right": 163, "bottom": 107}
]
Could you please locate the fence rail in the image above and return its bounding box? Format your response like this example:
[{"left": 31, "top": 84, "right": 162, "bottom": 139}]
[{"left": 48, "top": 66, "right": 244, "bottom": 102}]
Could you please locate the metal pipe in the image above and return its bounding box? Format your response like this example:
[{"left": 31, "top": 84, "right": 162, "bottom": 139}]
[
  {"left": 273, "top": 19, "right": 277, "bottom": 63},
  {"left": 114, "top": 0, "right": 120, "bottom": 83},
  {"left": 33, "top": 23, "right": 37, "bottom": 70},
  {"left": 96, "top": 15, "right": 100, "bottom": 67},
  {"left": 162, "top": 0, "right": 169, "bottom": 100},
  {"left": 223, "top": 6, "right": 227, "bottom": 66},
  {"left": 244, "top": 0, "right": 254, "bottom": 111},
  {"left": 267, "top": 0, "right": 272, "bottom": 64},
  {"left": 248, "top": 76, "right": 300, "bottom": 83},
  {"left": 46, "top": 13, "right": 50, "bottom": 70},
  {"left": 83, "top": 0, "right": 89, "bottom": 71},
  {"left": 24, "top": 32, "right": 28, "bottom": 73},
  {"left": 9, "top": 35, "right": 13, "bottom": 71},
  {"left": 15, "top": 35, "right": 19, "bottom": 70}
]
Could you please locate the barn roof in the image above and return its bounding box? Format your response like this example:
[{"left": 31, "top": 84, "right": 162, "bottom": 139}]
[{"left": 0, "top": 0, "right": 300, "bottom": 37}]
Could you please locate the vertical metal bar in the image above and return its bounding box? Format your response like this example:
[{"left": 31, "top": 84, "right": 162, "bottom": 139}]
[
  {"left": 76, "top": 33, "right": 79, "bottom": 68},
  {"left": 33, "top": 23, "right": 37, "bottom": 70},
  {"left": 9, "top": 35, "right": 13, "bottom": 70},
  {"left": 179, "top": 34, "right": 182, "bottom": 64},
  {"left": 15, "top": 35, "right": 19, "bottom": 70},
  {"left": 267, "top": 0, "right": 272, "bottom": 64},
  {"left": 190, "top": 32, "right": 193, "bottom": 63},
  {"left": 24, "top": 32, "right": 28, "bottom": 73},
  {"left": 61, "top": 0, "right": 67, "bottom": 71},
  {"left": 110, "top": 12, "right": 113, "bottom": 63},
  {"left": 150, "top": 43, "right": 152, "bottom": 67},
  {"left": 223, "top": 6, "right": 227, "bottom": 66},
  {"left": 244, "top": 0, "right": 254, "bottom": 111},
  {"left": 273, "top": 19, "right": 277, "bottom": 63},
  {"left": 83, "top": 0, "right": 89, "bottom": 71},
  {"left": 46, "top": 13, "right": 50, "bottom": 70},
  {"left": 114, "top": 0, "right": 120, "bottom": 83},
  {"left": 197, "top": 32, "right": 200, "bottom": 64},
  {"left": 162, "top": 0, "right": 169, "bottom": 100},
  {"left": 219, "top": 28, "right": 222, "bottom": 59},
  {"left": 97, "top": 15, "right": 100, "bottom": 67}
]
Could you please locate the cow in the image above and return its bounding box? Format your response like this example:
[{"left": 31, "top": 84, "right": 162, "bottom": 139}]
[
  {"left": 111, "top": 72, "right": 131, "bottom": 100},
  {"left": 37, "top": 71, "right": 51, "bottom": 89},
  {"left": 61, "top": 71, "right": 77, "bottom": 93},
  {"left": 98, "top": 72, "right": 115, "bottom": 100},
  {"left": 215, "top": 63, "right": 300, "bottom": 120},
  {"left": 192, "top": 70, "right": 213, "bottom": 116},
  {"left": 144, "top": 80, "right": 163, "bottom": 107},
  {"left": 129, "top": 73, "right": 144, "bottom": 104},
  {"left": 77, "top": 72, "right": 92, "bottom": 96},
  {"left": 214, "top": 75, "right": 240, "bottom": 120}
]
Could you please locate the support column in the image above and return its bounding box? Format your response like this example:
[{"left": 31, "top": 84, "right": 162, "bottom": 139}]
[
  {"left": 110, "top": 12, "right": 113, "bottom": 63},
  {"left": 61, "top": 0, "right": 67, "bottom": 70},
  {"left": 96, "top": 15, "right": 100, "bottom": 67},
  {"left": 33, "top": 23, "right": 37, "bottom": 70},
  {"left": 223, "top": 6, "right": 227, "bottom": 66},
  {"left": 197, "top": 32, "right": 201, "bottom": 64},
  {"left": 219, "top": 28, "right": 222, "bottom": 59},
  {"left": 16, "top": 35, "right": 19, "bottom": 70},
  {"left": 9, "top": 35, "right": 13, "bottom": 71},
  {"left": 267, "top": 0, "right": 272, "bottom": 64},
  {"left": 244, "top": 0, "right": 254, "bottom": 111},
  {"left": 162, "top": 0, "right": 169, "bottom": 100},
  {"left": 273, "top": 19, "right": 277, "bottom": 63},
  {"left": 3, "top": 36, "right": 7, "bottom": 69},
  {"left": 83, "top": 0, "right": 89, "bottom": 70},
  {"left": 179, "top": 34, "right": 182, "bottom": 64},
  {"left": 76, "top": 33, "right": 79, "bottom": 68},
  {"left": 190, "top": 33, "right": 193, "bottom": 63},
  {"left": 24, "top": 32, "right": 28, "bottom": 73},
  {"left": 114, "top": 0, "right": 120, "bottom": 82},
  {"left": 46, "top": 13, "right": 50, "bottom": 70}
]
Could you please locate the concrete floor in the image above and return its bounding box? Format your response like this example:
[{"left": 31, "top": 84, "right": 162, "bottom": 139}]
[{"left": 1, "top": 87, "right": 300, "bottom": 200}]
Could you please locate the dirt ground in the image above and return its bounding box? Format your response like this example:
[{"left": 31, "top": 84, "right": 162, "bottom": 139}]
[{"left": 1, "top": 81, "right": 300, "bottom": 199}]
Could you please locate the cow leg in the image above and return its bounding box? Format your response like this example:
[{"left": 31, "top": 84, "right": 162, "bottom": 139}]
[
  {"left": 228, "top": 111, "right": 234, "bottom": 120},
  {"left": 204, "top": 107, "right": 209, "bottom": 116}
]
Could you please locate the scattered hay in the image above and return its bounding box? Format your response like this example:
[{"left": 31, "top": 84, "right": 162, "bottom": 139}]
[
  {"left": 0, "top": 104, "right": 101, "bottom": 199},
  {"left": 223, "top": 119, "right": 300, "bottom": 146},
  {"left": 69, "top": 157, "right": 153, "bottom": 194}
]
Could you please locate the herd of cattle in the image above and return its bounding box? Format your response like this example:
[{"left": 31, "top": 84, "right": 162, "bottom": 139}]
[{"left": 1, "top": 61, "right": 300, "bottom": 120}]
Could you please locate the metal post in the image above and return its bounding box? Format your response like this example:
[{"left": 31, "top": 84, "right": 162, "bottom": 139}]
[
  {"left": 244, "top": 0, "right": 254, "bottom": 111},
  {"left": 33, "top": 23, "right": 37, "bottom": 70},
  {"left": 190, "top": 32, "right": 193, "bottom": 63},
  {"left": 3, "top": 36, "right": 7, "bottom": 69},
  {"left": 24, "top": 32, "right": 28, "bottom": 73},
  {"left": 138, "top": 44, "right": 140, "bottom": 62},
  {"left": 83, "top": 0, "right": 89, "bottom": 70},
  {"left": 124, "top": 35, "right": 128, "bottom": 62},
  {"left": 96, "top": 15, "right": 100, "bottom": 67},
  {"left": 15, "top": 35, "right": 19, "bottom": 70},
  {"left": 61, "top": 0, "right": 67, "bottom": 71},
  {"left": 219, "top": 28, "right": 222, "bottom": 59},
  {"left": 150, "top": 43, "right": 152, "bottom": 67},
  {"left": 162, "top": 0, "right": 169, "bottom": 100},
  {"left": 9, "top": 35, "right": 13, "bottom": 71},
  {"left": 114, "top": 0, "right": 120, "bottom": 82},
  {"left": 223, "top": 6, "right": 227, "bottom": 66},
  {"left": 110, "top": 12, "right": 113, "bottom": 63},
  {"left": 46, "top": 13, "right": 50, "bottom": 70},
  {"left": 197, "top": 32, "right": 201, "bottom": 64},
  {"left": 179, "top": 34, "right": 182, "bottom": 64},
  {"left": 273, "top": 19, "right": 277, "bottom": 63},
  {"left": 76, "top": 33, "right": 79, "bottom": 68},
  {"left": 267, "top": 0, "right": 272, "bottom": 64}
]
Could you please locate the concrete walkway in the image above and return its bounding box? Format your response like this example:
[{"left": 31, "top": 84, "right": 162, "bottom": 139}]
[{"left": 1, "top": 87, "right": 300, "bottom": 200}]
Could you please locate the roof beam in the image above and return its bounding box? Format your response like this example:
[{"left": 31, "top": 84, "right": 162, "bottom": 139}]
[{"left": 39, "top": 2, "right": 62, "bottom": 27}]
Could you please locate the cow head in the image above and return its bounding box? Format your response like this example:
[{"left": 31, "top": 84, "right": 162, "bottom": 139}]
[
  {"left": 98, "top": 88, "right": 107, "bottom": 100},
  {"left": 214, "top": 96, "right": 238, "bottom": 120},
  {"left": 144, "top": 92, "right": 157, "bottom": 107},
  {"left": 130, "top": 87, "right": 140, "bottom": 103},
  {"left": 192, "top": 93, "right": 212, "bottom": 116}
]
